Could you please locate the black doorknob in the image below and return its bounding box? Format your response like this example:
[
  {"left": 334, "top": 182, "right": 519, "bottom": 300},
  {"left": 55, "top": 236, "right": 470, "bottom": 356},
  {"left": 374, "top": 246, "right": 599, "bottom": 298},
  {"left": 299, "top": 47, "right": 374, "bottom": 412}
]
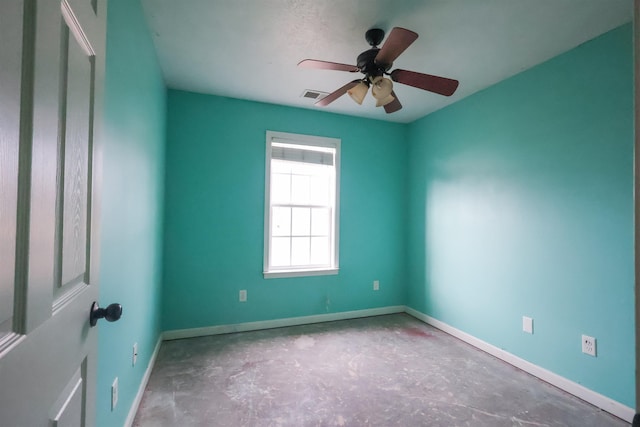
[{"left": 89, "top": 301, "right": 122, "bottom": 327}]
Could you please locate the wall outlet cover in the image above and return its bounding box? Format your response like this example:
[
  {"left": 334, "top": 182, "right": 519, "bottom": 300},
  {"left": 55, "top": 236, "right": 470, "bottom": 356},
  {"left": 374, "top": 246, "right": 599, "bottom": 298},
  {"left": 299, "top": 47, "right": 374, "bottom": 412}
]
[
  {"left": 239, "top": 290, "right": 247, "bottom": 302},
  {"left": 522, "top": 316, "right": 533, "bottom": 334},
  {"left": 373, "top": 280, "right": 379, "bottom": 291},
  {"left": 582, "top": 335, "right": 596, "bottom": 357}
]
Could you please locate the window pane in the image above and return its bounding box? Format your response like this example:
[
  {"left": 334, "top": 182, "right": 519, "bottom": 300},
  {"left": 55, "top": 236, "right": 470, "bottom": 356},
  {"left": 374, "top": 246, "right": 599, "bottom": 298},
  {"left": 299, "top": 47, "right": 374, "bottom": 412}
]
[
  {"left": 311, "top": 237, "right": 330, "bottom": 265},
  {"left": 291, "top": 237, "right": 310, "bottom": 266},
  {"left": 310, "top": 175, "right": 330, "bottom": 205},
  {"left": 311, "top": 208, "right": 330, "bottom": 236},
  {"left": 272, "top": 160, "right": 292, "bottom": 174},
  {"left": 291, "top": 174, "right": 310, "bottom": 204},
  {"left": 272, "top": 207, "right": 291, "bottom": 237},
  {"left": 291, "top": 207, "right": 310, "bottom": 236},
  {"left": 290, "top": 162, "right": 310, "bottom": 175},
  {"left": 271, "top": 173, "right": 291, "bottom": 204},
  {"left": 271, "top": 237, "right": 291, "bottom": 267}
]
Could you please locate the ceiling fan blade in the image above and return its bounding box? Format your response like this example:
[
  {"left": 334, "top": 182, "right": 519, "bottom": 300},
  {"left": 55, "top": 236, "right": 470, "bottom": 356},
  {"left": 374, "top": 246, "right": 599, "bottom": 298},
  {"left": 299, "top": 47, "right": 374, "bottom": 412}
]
[
  {"left": 384, "top": 91, "right": 402, "bottom": 114},
  {"left": 298, "top": 59, "right": 359, "bottom": 72},
  {"left": 315, "top": 80, "right": 360, "bottom": 107},
  {"left": 390, "top": 69, "right": 459, "bottom": 96},
  {"left": 375, "top": 27, "right": 418, "bottom": 66}
]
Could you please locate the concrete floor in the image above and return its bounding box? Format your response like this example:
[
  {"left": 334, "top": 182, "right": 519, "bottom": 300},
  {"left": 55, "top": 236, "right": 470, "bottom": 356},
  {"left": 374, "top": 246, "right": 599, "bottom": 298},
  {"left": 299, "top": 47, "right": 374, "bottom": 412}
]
[{"left": 133, "top": 314, "right": 629, "bottom": 426}]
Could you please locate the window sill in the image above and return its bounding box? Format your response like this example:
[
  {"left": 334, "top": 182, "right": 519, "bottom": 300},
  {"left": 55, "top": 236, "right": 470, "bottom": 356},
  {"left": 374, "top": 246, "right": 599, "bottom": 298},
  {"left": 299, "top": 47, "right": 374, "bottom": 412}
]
[{"left": 263, "top": 268, "right": 339, "bottom": 279}]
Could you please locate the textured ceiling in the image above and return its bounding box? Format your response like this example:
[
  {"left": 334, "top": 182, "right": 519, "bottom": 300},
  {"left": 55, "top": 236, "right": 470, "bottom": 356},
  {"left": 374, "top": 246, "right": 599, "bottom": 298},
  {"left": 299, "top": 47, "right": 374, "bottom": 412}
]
[{"left": 140, "top": 0, "right": 632, "bottom": 123}]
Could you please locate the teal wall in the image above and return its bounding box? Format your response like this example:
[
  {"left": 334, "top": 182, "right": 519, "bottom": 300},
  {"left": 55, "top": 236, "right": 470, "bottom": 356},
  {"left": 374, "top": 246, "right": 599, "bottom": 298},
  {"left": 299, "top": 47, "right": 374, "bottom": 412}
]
[
  {"left": 162, "top": 92, "right": 408, "bottom": 331},
  {"left": 98, "top": 7, "right": 633, "bottom": 420},
  {"left": 98, "top": 0, "right": 166, "bottom": 425},
  {"left": 407, "top": 24, "right": 634, "bottom": 407}
]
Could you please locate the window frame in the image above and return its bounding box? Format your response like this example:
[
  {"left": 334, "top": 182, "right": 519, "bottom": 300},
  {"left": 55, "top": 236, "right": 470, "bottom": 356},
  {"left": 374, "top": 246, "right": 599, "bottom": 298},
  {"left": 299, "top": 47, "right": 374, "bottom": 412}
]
[{"left": 263, "top": 131, "right": 340, "bottom": 279}]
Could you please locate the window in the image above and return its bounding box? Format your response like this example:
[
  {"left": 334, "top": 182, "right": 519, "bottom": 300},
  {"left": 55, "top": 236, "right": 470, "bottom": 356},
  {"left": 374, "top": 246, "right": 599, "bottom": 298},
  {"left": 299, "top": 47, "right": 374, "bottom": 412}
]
[{"left": 264, "top": 131, "right": 340, "bottom": 278}]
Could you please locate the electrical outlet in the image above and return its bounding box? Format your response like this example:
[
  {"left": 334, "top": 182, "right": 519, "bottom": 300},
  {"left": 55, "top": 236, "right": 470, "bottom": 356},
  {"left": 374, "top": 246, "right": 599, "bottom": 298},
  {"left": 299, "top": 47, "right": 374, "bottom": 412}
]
[
  {"left": 239, "top": 290, "right": 247, "bottom": 302},
  {"left": 111, "top": 377, "right": 118, "bottom": 411},
  {"left": 132, "top": 342, "right": 138, "bottom": 367},
  {"left": 522, "top": 316, "right": 533, "bottom": 334},
  {"left": 582, "top": 335, "right": 596, "bottom": 357},
  {"left": 373, "top": 280, "right": 379, "bottom": 291}
]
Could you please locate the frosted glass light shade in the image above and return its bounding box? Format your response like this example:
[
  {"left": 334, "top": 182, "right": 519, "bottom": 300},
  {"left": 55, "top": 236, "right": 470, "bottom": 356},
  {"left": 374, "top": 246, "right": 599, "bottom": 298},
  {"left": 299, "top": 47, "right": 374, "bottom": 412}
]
[
  {"left": 347, "top": 81, "right": 368, "bottom": 105},
  {"left": 371, "top": 76, "right": 393, "bottom": 100},
  {"left": 375, "top": 94, "right": 395, "bottom": 107}
]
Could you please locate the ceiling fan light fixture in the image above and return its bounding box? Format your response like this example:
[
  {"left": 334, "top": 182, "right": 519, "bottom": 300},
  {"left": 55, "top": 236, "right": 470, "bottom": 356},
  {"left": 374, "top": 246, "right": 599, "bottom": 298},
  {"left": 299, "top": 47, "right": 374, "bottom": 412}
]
[
  {"left": 347, "top": 80, "right": 369, "bottom": 105},
  {"left": 375, "top": 94, "right": 395, "bottom": 107},
  {"left": 299, "top": 27, "right": 458, "bottom": 113},
  {"left": 371, "top": 76, "right": 393, "bottom": 100}
]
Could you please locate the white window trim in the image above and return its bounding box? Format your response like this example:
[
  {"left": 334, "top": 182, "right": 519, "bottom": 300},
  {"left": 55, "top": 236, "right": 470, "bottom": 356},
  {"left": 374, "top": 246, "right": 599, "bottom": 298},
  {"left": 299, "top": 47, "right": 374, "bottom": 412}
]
[{"left": 263, "top": 131, "right": 340, "bottom": 279}]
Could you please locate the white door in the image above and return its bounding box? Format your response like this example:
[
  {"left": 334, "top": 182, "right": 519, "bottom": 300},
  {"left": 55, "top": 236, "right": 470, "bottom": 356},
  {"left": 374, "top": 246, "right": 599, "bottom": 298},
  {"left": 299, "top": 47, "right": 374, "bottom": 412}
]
[{"left": 0, "top": 0, "right": 107, "bottom": 425}]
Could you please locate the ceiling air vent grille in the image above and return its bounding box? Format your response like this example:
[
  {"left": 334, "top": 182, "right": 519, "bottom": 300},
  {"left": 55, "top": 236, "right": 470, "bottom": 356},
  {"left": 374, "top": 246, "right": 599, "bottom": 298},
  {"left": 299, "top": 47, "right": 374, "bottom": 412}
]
[{"left": 300, "top": 89, "right": 328, "bottom": 101}]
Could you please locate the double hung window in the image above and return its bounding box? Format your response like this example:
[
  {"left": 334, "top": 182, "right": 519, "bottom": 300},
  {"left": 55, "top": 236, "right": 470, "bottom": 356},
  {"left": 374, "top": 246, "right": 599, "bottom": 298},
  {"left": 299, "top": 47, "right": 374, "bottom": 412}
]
[{"left": 263, "top": 131, "right": 340, "bottom": 278}]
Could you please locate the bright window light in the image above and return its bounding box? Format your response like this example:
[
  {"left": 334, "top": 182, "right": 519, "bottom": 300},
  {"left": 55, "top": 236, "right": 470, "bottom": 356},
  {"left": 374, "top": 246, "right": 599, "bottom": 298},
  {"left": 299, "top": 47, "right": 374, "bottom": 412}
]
[{"left": 264, "top": 131, "right": 340, "bottom": 278}]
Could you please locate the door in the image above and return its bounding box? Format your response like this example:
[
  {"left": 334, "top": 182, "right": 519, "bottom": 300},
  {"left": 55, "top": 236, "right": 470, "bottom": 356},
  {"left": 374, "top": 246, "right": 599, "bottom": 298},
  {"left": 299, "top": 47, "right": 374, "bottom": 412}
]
[{"left": 0, "top": 0, "right": 107, "bottom": 425}]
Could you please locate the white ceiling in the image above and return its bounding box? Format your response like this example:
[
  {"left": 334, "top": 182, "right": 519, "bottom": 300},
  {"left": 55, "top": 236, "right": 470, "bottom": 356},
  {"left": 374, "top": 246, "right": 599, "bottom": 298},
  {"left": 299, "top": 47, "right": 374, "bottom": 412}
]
[{"left": 140, "top": 0, "right": 633, "bottom": 123}]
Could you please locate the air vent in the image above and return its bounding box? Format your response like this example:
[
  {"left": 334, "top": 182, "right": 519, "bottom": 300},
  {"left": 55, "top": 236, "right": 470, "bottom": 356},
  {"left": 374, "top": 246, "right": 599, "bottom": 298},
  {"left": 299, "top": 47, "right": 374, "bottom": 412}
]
[{"left": 300, "top": 89, "right": 328, "bottom": 101}]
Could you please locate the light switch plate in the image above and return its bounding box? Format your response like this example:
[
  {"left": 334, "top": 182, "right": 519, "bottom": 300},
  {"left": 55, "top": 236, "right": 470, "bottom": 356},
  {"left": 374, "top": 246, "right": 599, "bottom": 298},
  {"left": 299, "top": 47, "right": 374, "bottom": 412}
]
[
  {"left": 111, "top": 377, "right": 118, "bottom": 410},
  {"left": 132, "top": 342, "right": 138, "bottom": 367},
  {"left": 522, "top": 316, "right": 533, "bottom": 334}
]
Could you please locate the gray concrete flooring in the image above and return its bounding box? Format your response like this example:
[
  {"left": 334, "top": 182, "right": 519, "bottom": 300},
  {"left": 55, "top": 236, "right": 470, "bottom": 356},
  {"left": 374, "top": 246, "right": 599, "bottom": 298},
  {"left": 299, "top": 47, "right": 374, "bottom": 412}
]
[{"left": 133, "top": 314, "right": 629, "bottom": 426}]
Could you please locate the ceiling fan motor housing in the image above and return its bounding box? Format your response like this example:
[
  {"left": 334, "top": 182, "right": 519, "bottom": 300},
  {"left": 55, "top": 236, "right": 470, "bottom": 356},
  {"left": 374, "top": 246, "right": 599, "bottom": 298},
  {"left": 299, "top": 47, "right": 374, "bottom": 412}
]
[{"left": 356, "top": 48, "right": 391, "bottom": 78}]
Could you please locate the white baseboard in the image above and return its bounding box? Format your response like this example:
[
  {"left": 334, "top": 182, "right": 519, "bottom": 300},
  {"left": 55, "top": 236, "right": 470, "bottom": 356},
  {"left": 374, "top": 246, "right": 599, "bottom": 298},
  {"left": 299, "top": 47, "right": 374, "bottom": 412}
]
[
  {"left": 124, "top": 335, "right": 162, "bottom": 427},
  {"left": 162, "top": 306, "right": 405, "bottom": 341},
  {"left": 404, "top": 306, "right": 635, "bottom": 423}
]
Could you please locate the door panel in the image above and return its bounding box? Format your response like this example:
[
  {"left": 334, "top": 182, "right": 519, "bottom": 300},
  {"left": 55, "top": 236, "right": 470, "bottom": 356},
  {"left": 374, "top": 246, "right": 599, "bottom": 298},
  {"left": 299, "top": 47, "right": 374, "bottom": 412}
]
[
  {"left": 27, "top": 0, "right": 65, "bottom": 331},
  {"left": 0, "top": 0, "right": 106, "bottom": 425},
  {"left": 50, "top": 363, "right": 85, "bottom": 427},
  {"left": 60, "top": 32, "right": 90, "bottom": 288},
  {"left": 0, "top": 0, "right": 22, "bottom": 337},
  {"left": 55, "top": 8, "right": 93, "bottom": 304}
]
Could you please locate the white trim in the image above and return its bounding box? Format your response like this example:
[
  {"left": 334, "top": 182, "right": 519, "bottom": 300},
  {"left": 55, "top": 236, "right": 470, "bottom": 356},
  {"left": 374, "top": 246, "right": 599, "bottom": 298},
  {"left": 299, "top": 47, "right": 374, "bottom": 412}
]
[
  {"left": 267, "top": 131, "right": 341, "bottom": 150},
  {"left": 163, "top": 306, "right": 405, "bottom": 341},
  {"left": 333, "top": 136, "right": 341, "bottom": 273},
  {"left": 0, "top": 333, "right": 26, "bottom": 360},
  {"left": 404, "top": 307, "right": 635, "bottom": 423},
  {"left": 61, "top": 0, "right": 95, "bottom": 57},
  {"left": 263, "top": 267, "right": 338, "bottom": 279},
  {"left": 124, "top": 336, "right": 162, "bottom": 427},
  {"left": 263, "top": 133, "right": 272, "bottom": 274}
]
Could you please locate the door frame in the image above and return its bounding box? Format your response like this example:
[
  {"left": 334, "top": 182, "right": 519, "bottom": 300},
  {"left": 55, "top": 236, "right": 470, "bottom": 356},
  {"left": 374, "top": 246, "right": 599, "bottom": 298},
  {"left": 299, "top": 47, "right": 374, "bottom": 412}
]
[{"left": 634, "top": 0, "right": 640, "bottom": 425}]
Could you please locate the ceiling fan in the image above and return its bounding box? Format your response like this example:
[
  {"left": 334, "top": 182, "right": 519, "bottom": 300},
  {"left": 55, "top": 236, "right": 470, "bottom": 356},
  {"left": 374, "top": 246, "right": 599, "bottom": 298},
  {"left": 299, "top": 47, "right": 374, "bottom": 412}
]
[{"left": 298, "top": 27, "right": 459, "bottom": 114}]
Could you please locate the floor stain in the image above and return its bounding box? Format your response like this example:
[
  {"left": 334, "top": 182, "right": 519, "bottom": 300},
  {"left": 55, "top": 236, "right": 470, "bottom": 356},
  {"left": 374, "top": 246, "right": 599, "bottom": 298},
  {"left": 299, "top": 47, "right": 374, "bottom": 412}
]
[{"left": 403, "top": 326, "right": 434, "bottom": 338}]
